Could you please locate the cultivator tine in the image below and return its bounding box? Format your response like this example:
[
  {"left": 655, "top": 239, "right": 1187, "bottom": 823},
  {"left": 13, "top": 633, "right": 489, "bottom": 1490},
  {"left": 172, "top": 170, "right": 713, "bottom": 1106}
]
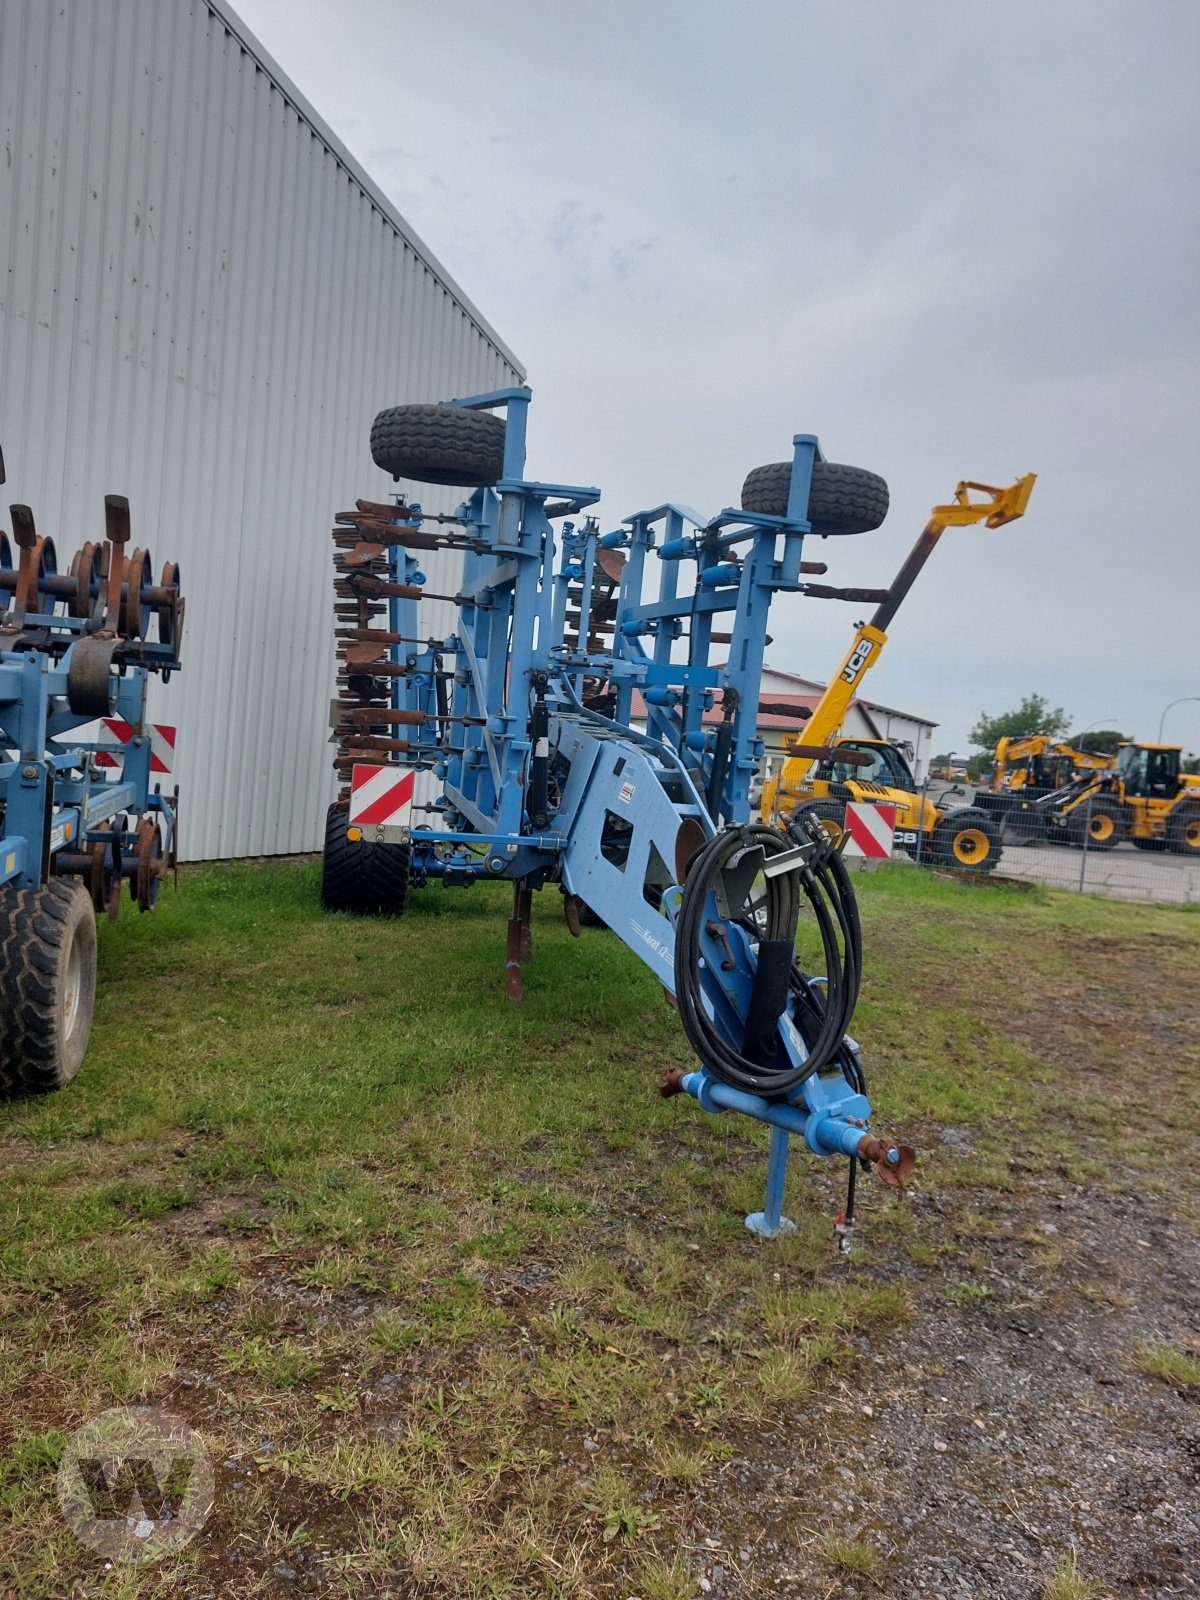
[{"left": 504, "top": 882, "right": 534, "bottom": 1003}]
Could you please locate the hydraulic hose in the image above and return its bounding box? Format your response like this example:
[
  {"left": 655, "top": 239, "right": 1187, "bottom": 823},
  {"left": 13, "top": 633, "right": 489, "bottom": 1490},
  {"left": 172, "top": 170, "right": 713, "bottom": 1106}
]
[{"left": 672, "top": 816, "right": 865, "bottom": 1101}]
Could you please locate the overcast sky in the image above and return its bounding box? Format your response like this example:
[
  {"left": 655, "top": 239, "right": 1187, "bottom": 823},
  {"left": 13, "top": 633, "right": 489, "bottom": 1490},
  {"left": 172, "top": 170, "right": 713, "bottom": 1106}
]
[{"left": 237, "top": 0, "right": 1200, "bottom": 757}]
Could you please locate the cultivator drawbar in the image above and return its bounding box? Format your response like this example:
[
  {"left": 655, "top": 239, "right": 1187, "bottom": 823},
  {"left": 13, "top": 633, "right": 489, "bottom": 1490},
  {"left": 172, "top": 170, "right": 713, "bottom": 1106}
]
[
  {"left": 321, "top": 392, "right": 914, "bottom": 1240},
  {"left": 1, "top": 447, "right": 184, "bottom": 1093}
]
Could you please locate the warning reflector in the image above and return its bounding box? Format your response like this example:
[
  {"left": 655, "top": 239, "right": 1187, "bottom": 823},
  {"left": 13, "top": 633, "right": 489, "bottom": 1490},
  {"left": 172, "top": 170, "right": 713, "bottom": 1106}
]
[
  {"left": 349, "top": 764, "right": 415, "bottom": 834},
  {"left": 842, "top": 801, "right": 897, "bottom": 859},
  {"left": 93, "top": 719, "right": 177, "bottom": 774}
]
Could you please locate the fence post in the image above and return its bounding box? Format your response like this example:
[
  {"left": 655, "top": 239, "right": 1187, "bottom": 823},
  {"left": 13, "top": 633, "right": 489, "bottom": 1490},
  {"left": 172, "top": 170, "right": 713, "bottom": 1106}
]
[
  {"left": 915, "top": 775, "right": 930, "bottom": 867},
  {"left": 1077, "top": 789, "right": 1094, "bottom": 893}
]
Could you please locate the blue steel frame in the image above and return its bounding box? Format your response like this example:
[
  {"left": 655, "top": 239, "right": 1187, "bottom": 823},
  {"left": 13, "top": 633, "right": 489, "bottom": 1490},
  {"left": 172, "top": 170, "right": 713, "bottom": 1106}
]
[
  {"left": 355, "top": 390, "right": 890, "bottom": 1233},
  {"left": 1, "top": 604, "right": 180, "bottom": 895}
]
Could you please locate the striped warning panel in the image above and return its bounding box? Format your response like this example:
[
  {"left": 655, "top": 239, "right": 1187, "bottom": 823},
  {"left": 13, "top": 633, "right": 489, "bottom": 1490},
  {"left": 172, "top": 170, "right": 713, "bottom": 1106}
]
[
  {"left": 842, "top": 801, "right": 897, "bottom": 859},
  {"left": 349, "top": 764, "right": 415, "bottom": 829},
  {"left": 93, "top": 719, "right": 177, "bottom": 775}
]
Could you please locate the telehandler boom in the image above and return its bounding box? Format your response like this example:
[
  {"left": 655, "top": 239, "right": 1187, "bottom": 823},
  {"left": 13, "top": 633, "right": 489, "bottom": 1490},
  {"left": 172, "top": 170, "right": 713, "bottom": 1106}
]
[{"left": 759, "top": 475, "right": 1035, "bottom": 871}]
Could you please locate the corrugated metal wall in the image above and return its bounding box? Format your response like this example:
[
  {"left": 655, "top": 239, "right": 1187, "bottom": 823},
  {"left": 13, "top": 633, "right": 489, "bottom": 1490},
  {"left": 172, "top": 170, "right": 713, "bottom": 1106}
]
[{"left": 0, "top": 0, "right": 522, "bottom": 858}]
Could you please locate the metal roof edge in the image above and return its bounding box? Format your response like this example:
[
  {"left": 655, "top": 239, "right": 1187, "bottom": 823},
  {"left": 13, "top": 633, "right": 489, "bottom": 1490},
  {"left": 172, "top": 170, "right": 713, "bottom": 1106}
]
[{"left": 204, "top": 0, "right": 526, "bottom": 379}]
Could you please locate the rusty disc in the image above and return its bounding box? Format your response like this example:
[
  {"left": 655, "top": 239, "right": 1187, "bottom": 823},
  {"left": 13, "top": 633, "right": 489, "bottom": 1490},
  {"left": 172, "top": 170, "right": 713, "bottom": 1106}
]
[
  {"left": 19, "top": 535, "right": 56, "bottom": 613},
  {"left": 120, "top": 547, "right": 153, "bottom": 637},
  {"left": 132, "top": 815, "right": 166, "bottom": 912},
  {"left": 88, "top": 823, "right": 122, "bottom": 922},
  {"left": 69, "top": 542, "right": 100, "bottom": 619},
  {"left": 157, "top": 560, "right": 181, "bottom": 644}
]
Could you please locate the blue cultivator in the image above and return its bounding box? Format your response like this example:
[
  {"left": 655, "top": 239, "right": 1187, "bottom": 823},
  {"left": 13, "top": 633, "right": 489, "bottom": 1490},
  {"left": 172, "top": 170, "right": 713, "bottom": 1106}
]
[
  {"left": 1, "top": 448, "right": 184, "bottom": 1092},
  {"left": 325, "top": 391, "right": 914, "bottom": 1240}
]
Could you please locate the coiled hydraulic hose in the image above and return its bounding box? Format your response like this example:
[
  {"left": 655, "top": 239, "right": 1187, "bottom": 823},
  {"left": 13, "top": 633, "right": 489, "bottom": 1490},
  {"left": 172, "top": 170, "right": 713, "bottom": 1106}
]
[{"left": 672, "top": 816, "right": 865, "bottom": 1101}]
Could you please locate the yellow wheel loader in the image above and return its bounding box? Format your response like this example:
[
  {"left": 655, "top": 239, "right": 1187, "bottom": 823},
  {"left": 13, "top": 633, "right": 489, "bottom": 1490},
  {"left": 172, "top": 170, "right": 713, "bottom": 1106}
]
[
  {"left": 974, "top": 733, "right": 1113, "bottom": 837},
  {"left": 760, "top": 474, "right": 1036, "bottom": 872},
  {"left": 1042, "top": 743, "right": 1200, "bottom": 854}
]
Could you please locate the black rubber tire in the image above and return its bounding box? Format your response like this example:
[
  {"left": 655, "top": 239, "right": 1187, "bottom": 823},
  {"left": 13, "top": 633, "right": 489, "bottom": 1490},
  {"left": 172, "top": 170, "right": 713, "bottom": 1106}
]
[
  {"left": 320, "top": 802, "right": 411, "bottom": 917},
  {"left": 0, "top": 880, "right": 97, "bottom": 1095},
  {"left": 1167, "top": 806, "right": 1200, "bottom": 857},
  {"left": 579, "top": 903, "right": 607, "bottom": 929},
  {"left": 1073, "top": 800, "right": 1125, "bottom": 851},
  {"left": 1131, "top": 836, "right": 1168, "bottom": 852},
  {"left": 931, "top": 807, "right": 1002, "bottom": 873},
  {"left": 740, "top": 460, "right": 889, "bottom": 535},
  {"left": 370, "top": 404, "right": 506, "bottom": 487}
]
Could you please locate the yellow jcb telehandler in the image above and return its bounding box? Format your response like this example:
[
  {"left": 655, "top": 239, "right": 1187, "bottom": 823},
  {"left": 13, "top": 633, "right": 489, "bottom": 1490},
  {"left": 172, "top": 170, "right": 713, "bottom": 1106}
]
[{"left": 760, "top": 474, "right": 1036, "bottom": 871}]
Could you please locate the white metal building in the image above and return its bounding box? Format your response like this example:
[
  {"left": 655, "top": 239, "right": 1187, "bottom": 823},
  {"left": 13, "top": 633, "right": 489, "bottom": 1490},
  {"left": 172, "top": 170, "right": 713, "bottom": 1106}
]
[
  {"left": 752, "top": 667, "right": 937, "bottom": 784},
  {"left": 0, "top": 0, "right": 523, "bottom": 859}
]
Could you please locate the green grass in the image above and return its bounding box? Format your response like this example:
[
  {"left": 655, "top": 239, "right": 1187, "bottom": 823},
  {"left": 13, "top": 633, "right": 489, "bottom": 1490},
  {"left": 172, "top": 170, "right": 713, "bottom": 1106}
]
[
  {"left": 1135, "top": 1342, "right": 1200, "bottom": 1387},
  {"left": 1043, "top": 1552, "right": 1101, "bottom": 1599},
  {"left": 0, "top": 857, "right": 1197, "bottom": 1596}
]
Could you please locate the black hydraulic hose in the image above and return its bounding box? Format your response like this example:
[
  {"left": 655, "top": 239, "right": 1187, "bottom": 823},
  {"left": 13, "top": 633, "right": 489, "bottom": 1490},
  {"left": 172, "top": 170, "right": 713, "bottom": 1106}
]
[{"left": 673, "top": 816, "right": 864, "bottom": 1101}]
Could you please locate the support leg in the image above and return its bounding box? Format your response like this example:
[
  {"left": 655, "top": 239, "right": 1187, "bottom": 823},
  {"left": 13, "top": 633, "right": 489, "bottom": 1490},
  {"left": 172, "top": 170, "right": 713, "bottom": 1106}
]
[{"left": 745, "top": 1125, "right": 796, "bottom": 1238}]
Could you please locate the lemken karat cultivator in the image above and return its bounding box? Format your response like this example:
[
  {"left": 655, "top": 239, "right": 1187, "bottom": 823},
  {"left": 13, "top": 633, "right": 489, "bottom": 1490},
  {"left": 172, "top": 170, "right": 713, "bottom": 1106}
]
[
  {"left": 0, "top": 448, "right": 184, "bottom": 1092},
  {"left": 324, "top": 390, "right": 914, "bottom": 1239}
]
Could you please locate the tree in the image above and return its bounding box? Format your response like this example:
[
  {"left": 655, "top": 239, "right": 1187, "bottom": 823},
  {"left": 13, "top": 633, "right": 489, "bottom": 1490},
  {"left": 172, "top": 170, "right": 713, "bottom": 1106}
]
[
  {"left": 1068, "top": 729, "right": 1130, "bottom": 756},
  {"left": 969, "top": 694, "right": 1070, "bottom": 754}
]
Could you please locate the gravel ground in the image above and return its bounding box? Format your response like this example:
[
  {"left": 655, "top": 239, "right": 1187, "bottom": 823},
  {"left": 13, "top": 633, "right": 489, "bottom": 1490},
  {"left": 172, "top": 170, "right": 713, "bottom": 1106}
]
[{"left": 683, "top": 1154, "right": 1199, "bottom": 1599}]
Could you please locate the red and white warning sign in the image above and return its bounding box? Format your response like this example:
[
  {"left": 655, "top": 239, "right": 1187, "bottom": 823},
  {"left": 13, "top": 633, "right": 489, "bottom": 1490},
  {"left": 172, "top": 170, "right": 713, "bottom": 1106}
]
[
  {"left": 93, "top": 719, "right": 177, "bottom": 774},
  {"left": 349, "top": 764, "right": 415, "bottom": 835},
  {"left": 842, "top": 801, "right": 897, "bottom": 859}
]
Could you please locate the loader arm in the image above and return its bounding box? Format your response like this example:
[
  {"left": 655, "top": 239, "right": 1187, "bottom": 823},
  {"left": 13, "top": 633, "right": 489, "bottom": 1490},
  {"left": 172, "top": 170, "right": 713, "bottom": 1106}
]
[{"left": 762, "top": 473, "right": 1036, "bottom": 824}]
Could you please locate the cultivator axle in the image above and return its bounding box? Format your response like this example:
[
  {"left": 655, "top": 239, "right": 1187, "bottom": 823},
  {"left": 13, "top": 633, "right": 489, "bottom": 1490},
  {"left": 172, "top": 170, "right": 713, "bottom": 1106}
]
[{"left": 319, "top": 391, "right": 915, "bottom": 1240}]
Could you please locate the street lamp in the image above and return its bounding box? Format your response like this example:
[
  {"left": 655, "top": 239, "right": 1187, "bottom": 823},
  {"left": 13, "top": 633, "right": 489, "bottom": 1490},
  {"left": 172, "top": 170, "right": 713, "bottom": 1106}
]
[{"left": 1158, "top": 697, "right": 1200, "bottom": 742}]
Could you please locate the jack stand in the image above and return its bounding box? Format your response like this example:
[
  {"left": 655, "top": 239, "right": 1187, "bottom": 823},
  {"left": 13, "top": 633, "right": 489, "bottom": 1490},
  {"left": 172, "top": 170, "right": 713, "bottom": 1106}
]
[{"left": 745, "top": 1126, "right": 797, "bottom": 1239}]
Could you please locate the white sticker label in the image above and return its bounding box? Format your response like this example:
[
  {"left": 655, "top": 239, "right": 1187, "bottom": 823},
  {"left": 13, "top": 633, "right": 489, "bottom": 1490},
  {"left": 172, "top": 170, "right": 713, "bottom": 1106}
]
[
  {"left": 535, "top": 737, "right": 550, "bottom": 758},
  {"left": 618, "top": 781, "right": 636, "bottom": 805}
]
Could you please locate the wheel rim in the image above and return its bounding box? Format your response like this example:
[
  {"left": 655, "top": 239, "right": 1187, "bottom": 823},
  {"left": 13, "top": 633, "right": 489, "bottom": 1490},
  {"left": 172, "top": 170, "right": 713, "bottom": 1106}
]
[
  {"left": 953, "top": 828, "right": 990, "bottom": 864},
  {"left": 64, "top": 925, "right": 83, "bottom": 1041},
  {"left": 1183, "top": 819, "right": 1200, "bottom": 852},
  {"left": 1091, "top": 813, "right": 1114, "bottom": 841}
]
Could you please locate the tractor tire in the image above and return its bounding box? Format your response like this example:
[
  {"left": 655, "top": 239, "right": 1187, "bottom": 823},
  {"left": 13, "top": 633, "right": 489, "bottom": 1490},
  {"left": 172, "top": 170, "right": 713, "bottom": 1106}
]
[
  {"left": 0, "top": 880, "right": 97, "bottom": 1095},
  {"left": 1167, "top": 806, "right": 1200, "bottom": 857},
  {"left": 320, "top": 802, "right": 410, "bottom": 917},
  {"left": 1074, "top": 800, "right": 1125, "bottom": 851},
  {"left": 787, "top": 800, "right": 846, "bottom": 846},
  {"left": 370, "top": 404, "right": 506, "bottom": 488},
  {"left": 1131, "top": 835, "right": 1167, "bottom": 852},
  {"left": 740, "top": 460, "right": 889, "bottom": 535},
  {"left": 932, "top": 807, "right": 1002, "bottom": 873}
]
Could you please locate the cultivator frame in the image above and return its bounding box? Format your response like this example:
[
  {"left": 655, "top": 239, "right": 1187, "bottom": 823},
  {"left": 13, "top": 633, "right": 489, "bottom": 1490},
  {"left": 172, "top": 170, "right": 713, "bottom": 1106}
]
[
  {"left": 326, "top": 390, "right": 914, "bottom": 1236},
  {"left": 1, "top": 447, "right": 184, "bottom": 1091}
]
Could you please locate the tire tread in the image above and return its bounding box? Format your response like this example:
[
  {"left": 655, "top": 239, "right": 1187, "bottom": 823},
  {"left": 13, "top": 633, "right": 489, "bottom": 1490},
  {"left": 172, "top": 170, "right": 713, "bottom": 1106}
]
[
  {"left": 741, "top": 460, "right": 889, "bottom": 534},
  {"left": 320, "top": 803, "right": 411, "bottom": 916},
  {"left": 0, "top": 879, "right": 96, "bottom": 1094},
  {"left": 370, "top": 404, "right": 505, "bottom": 488}
]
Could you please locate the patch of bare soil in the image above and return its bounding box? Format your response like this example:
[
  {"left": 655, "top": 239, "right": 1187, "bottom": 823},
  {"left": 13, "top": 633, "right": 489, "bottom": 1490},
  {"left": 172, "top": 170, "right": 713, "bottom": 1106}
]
[{"left": 685, "top": 1159, "right": 1199, "bottom": 1599}]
